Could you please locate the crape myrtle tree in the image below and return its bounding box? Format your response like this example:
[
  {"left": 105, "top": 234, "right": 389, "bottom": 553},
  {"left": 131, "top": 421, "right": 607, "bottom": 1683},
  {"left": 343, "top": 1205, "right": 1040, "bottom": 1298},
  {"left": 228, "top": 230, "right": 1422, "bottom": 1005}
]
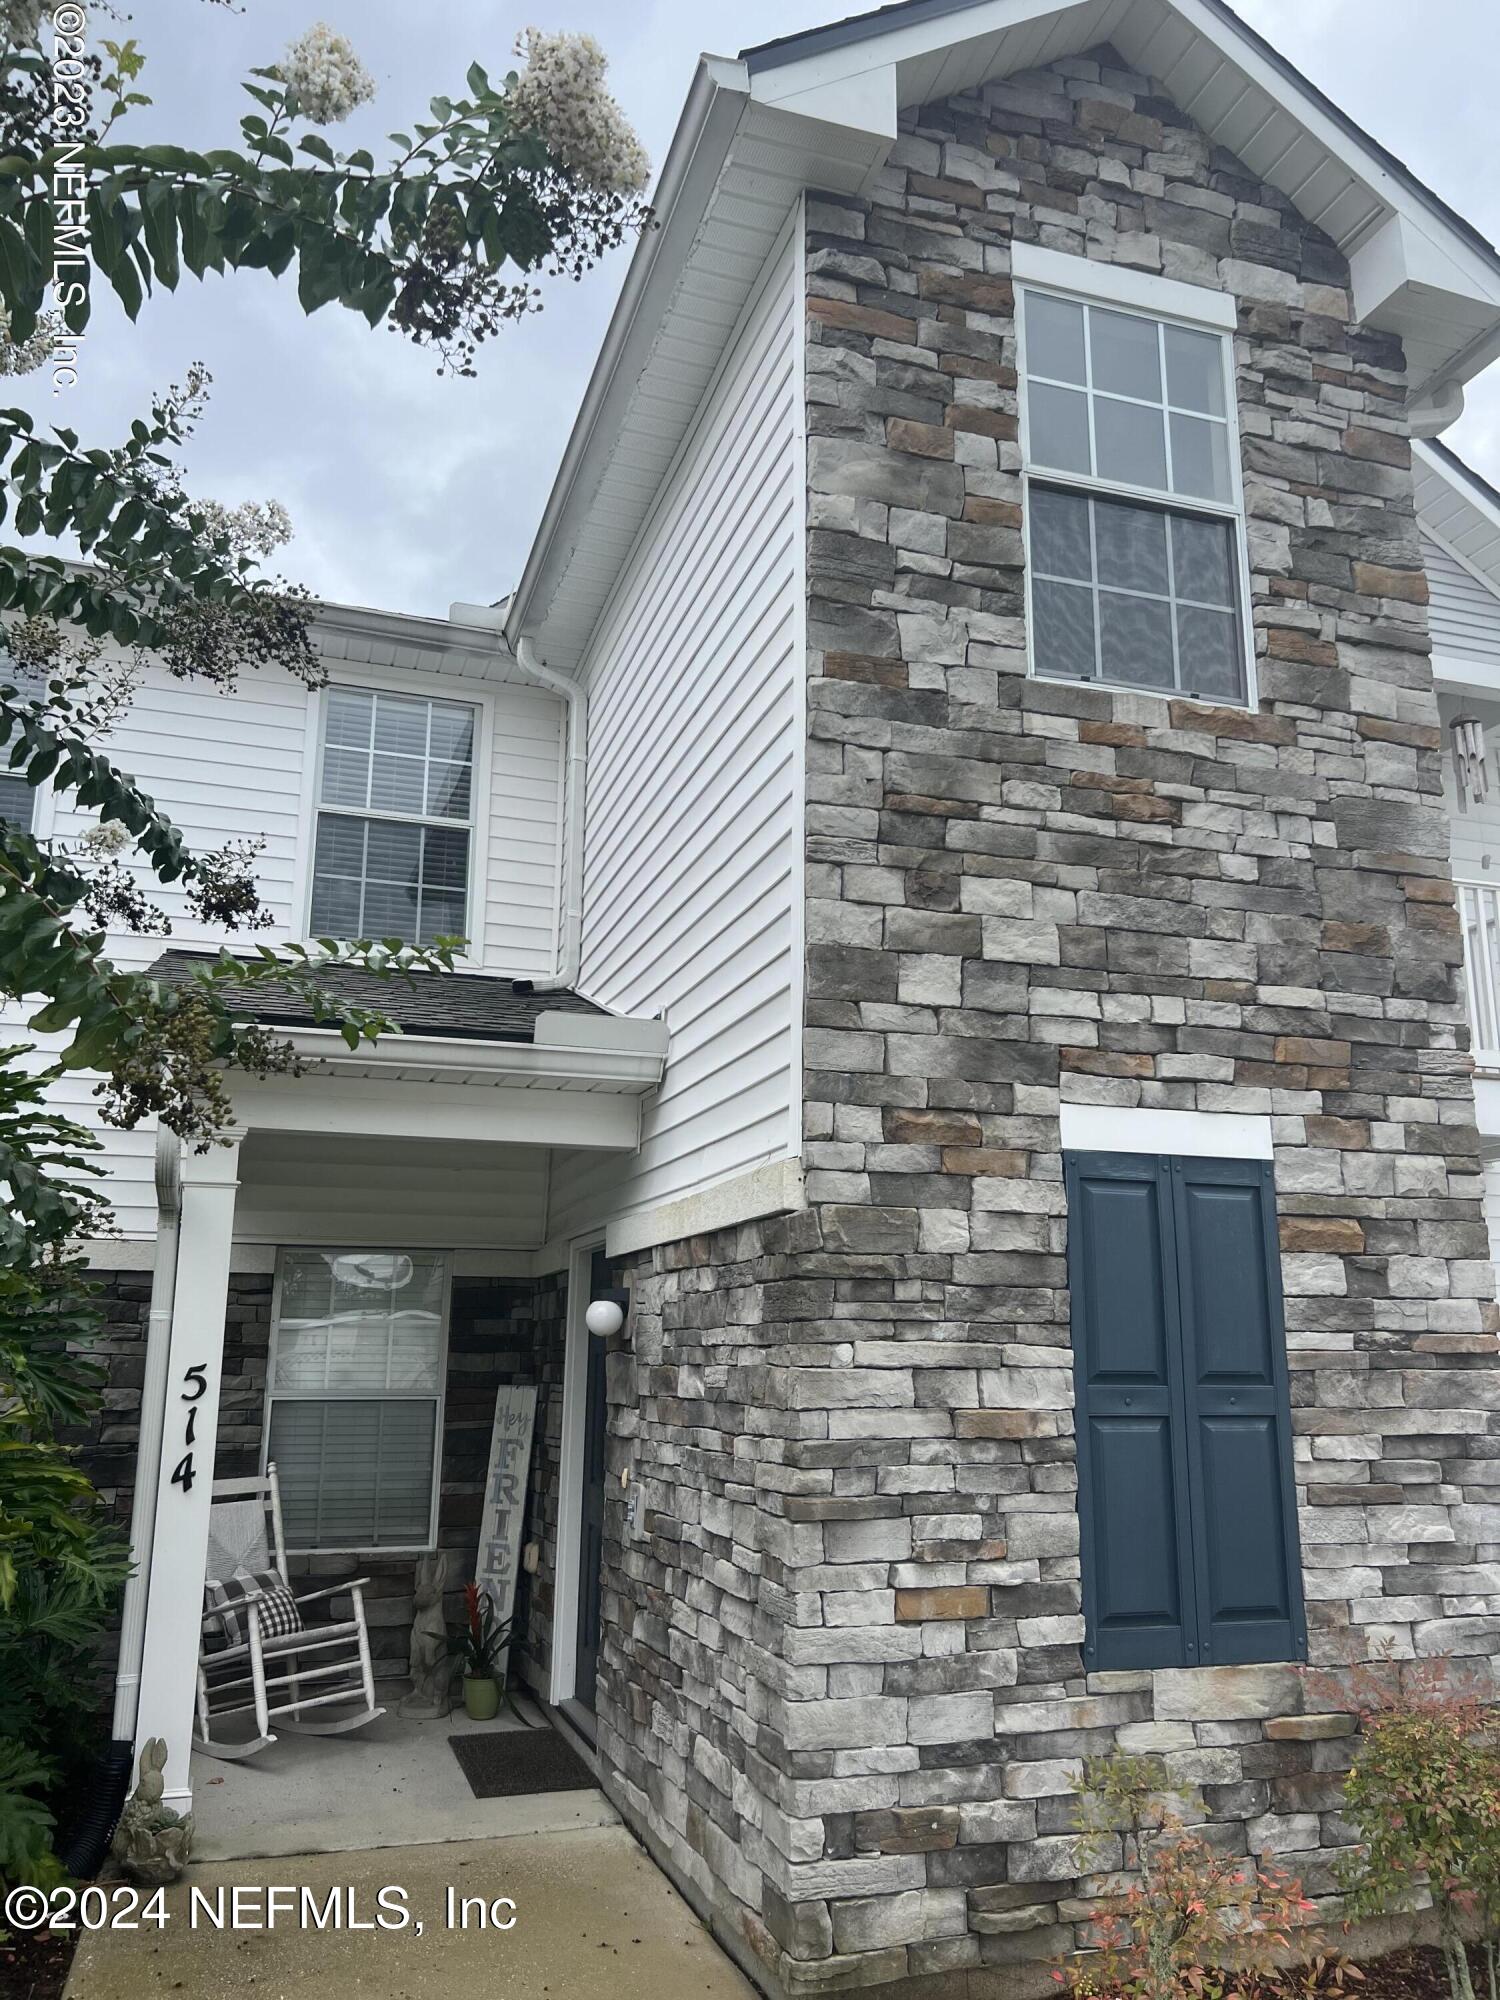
[{"left": 0, "top": 9, "right": 648, "bottom": 1881}]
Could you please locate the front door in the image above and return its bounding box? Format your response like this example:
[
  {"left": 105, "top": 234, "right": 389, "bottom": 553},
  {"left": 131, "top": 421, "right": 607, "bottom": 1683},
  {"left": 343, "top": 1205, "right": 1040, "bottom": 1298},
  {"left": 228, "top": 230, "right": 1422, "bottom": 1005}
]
[{"left": 574, "top": 1249, "right": 610, "bottom": 1712}]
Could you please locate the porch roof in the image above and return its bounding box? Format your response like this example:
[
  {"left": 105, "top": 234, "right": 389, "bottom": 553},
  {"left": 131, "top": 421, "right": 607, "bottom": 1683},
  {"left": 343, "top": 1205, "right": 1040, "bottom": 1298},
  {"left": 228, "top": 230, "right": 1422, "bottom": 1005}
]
[{"left": 149, "top": 951, "right": 605, "bottom": 1045}]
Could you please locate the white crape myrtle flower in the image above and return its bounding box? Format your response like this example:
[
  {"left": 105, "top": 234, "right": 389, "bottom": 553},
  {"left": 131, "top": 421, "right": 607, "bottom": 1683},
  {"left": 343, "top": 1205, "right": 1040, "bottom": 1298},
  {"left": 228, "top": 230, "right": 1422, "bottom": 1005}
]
[
  {"left": 508, "top": 29, "right": 649, "bottom": 197},
  {"left": 195, "top": 497, "right": 294, "bottom": 559},
  {"left": 0, "top": 304, "right": 57, "bottom": 377},
  {"left": 0, "top": 0, "right": 43, "bottom": 47},
  {"left": 79, "top": 820, "right": 133, "bottom": 859},
  {"left": 277, "top": 22, "right": 377, "bottom": 125}
]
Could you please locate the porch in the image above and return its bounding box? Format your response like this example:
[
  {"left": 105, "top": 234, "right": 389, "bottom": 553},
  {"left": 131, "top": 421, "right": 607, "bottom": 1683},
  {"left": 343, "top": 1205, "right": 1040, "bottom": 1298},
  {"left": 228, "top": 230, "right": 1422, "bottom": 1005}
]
[
  {"left": 190, "top": 1695, "right": 614, "bottom": 1859},
  {"left": 117, "top": 957, "right": 667, "bottom": 1820}
]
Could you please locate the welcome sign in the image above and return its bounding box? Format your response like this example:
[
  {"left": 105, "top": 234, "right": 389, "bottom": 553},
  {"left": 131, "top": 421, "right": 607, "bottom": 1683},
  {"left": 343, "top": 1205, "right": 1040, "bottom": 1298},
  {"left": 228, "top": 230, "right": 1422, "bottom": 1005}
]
[{"left": 475, "top": 1383, "right": 538, "bottom": 1679}]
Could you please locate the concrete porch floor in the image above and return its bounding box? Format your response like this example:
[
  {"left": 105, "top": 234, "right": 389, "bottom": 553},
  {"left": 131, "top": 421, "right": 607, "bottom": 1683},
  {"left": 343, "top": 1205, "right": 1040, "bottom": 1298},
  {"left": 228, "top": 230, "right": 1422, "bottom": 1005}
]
[
  {"left": 65, "top": 1826, "right": 762, "bottom": 2000},
  {"left": 191, "top": 1690, "right": 619, "bottom": 1860}
]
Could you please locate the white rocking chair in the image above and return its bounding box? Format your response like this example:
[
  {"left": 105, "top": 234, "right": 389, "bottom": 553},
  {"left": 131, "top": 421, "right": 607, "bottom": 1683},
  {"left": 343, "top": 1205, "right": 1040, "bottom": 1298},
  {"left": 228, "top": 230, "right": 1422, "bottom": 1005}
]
[{"left": 195, "top": 1462, "right": 385, "bottom": 1760}]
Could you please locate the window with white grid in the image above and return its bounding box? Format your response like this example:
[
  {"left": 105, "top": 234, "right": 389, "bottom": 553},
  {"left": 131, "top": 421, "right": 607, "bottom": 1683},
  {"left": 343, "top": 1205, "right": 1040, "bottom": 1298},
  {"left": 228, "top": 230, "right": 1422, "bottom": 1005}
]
[
  {"left": 266, "top": 1250, "right": 449, "bottom": 1552},
  {"left": 309, "top": 687, "right": 476, "bottom": 948},
  {"left": 1019, "top": 284, "right": 1250, "bottom": 704}
]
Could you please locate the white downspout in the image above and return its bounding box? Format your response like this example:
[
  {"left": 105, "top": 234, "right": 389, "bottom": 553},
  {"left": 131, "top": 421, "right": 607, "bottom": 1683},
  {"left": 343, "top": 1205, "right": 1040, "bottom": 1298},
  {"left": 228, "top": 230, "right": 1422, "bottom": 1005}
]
[
  {"left": 448, "top": 601, "right": 586, "bottom": 993},
  {"left": 110, "top": 1126, "right": 181, "bottom": 1739},
  {"left": 515, "top": 634, "right": 586, "bottom": 992}
]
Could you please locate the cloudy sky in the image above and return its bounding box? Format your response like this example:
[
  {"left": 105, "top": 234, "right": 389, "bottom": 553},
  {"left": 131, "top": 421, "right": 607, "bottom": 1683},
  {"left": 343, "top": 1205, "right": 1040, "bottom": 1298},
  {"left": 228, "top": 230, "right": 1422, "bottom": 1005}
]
[{"left": 23, "top": 0, "right": 1500, "bottom": 619}]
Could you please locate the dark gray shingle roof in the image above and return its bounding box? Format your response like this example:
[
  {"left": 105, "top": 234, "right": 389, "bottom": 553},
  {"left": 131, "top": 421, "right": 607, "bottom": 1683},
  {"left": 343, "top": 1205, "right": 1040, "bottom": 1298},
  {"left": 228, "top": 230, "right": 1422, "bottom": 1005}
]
[{"left": 147, "top": 950, "right": 605, "bottom": 1045}]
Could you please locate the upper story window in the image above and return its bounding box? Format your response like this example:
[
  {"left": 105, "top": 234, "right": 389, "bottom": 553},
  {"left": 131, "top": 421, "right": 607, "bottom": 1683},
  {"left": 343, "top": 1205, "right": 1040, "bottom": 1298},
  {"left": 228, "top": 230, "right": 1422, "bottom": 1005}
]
[
  {"left": 309, "top": 687, "right": 476, "bottom": 948},
  {"left": 0, "top": 658, "right": 45, "bottom": 833},
  {"left": 1019, "top": 281, "right": 1250, "bottom": 706},
  {"left": 0, "top": 770, "right": 34, "bottom": 832}
]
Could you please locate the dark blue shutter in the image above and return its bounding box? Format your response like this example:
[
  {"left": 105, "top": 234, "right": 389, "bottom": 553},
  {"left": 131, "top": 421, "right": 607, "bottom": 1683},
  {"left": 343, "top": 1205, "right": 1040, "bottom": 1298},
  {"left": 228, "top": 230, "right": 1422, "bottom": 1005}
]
[
  {"left": 1066, "top": 1152, "right": 1198, "bottom": 1670},
  {"left": 1067, "top": 1150, "right": 1306, "bottom": 1670},
  {"left": 1170, "top": 1156, "right": 1306, "bottom": 1665}
]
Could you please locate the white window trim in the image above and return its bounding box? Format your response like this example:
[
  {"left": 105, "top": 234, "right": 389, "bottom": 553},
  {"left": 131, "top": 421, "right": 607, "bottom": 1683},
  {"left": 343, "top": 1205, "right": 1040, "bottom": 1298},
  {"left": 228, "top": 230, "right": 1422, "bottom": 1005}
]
[
  {"left": 262, "top": 1246, "right": 452, "bottom": 1557},
  {"left": 1012, "top": 243, "right": 1239, "bottom": 330},
  {"left": 1059, "top": 1103, "right": 1274, "bottom": 1160},
  {"left": 1015, "top": 266, "right": 1258, "bottom": 712},
  {"left": 294, "top": 668, "right": 496, "bottom": 961}
]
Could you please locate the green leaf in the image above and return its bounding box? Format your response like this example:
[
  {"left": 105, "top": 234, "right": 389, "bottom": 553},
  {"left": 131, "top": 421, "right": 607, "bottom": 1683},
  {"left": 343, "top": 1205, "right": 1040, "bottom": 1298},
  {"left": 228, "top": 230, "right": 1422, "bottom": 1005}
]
[{"left": 140, "top": 180, "right": 180, "bottom": 288}]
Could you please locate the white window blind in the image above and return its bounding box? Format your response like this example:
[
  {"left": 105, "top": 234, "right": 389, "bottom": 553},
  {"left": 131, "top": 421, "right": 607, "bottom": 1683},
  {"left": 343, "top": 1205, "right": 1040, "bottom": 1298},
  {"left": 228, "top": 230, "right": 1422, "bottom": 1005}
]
[
  {"left": 1019, "top": 284, "right": 1250, "bottom": 704},
  {"left": 266, "top": 1250, "right": 448, "bottom": 1552},
  {"left": 0, "top": 655, "right": 47, "bottom": 832}
]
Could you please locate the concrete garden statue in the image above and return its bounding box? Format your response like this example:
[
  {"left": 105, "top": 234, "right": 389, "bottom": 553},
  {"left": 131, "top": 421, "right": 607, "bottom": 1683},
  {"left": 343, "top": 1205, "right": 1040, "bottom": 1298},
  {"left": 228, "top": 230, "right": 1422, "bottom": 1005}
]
[
  {"left": 398, "top": 1552, "right": 453, "bottom": 1720},
  {"left": 110, "top": 1739, "right": 193, "bottom": 1885},
  {"left": 450, "top": 1582, "right": 512, "bottom": 1722}
]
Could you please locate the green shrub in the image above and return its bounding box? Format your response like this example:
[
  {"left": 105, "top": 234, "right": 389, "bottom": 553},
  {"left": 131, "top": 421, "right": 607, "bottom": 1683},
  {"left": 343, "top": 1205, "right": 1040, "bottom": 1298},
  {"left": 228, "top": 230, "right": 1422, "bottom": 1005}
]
[
  {"left": 1061, "top": 1750, "right": 1343, "bottom": 2000},
  {"left": 1334, "top": 1663, "right": 1500, "bottom": 2000}
]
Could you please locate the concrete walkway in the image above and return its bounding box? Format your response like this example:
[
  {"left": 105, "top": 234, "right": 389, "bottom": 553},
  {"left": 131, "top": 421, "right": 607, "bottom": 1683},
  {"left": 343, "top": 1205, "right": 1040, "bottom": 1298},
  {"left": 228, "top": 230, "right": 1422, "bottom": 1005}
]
[
  {"left": 66, "top": 1825, "right": 761, "bottom": 1999},
  {"left": 191, "top": 1700, "right": 618, "bottom": 1860}
]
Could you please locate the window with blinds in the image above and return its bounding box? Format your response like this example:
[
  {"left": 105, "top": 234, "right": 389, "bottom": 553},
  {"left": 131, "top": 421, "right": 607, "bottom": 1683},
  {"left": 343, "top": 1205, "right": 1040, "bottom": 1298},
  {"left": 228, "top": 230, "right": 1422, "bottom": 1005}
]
[
  {"left": 308, "top": 686, "right": 476, "bottom": 949},
  {"left": 266, "top": 1250, "right": 449, "bottom": 1552},
  {"left": 0, "top": 654, "right": 46, "bottom": 833}
]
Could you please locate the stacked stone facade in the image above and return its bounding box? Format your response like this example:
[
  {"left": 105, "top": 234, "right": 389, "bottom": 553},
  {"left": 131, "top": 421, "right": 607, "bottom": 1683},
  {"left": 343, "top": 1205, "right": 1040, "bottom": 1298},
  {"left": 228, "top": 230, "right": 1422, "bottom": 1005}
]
[{"left": 591, "top": 42, "right": 1500, "bottom": 2000}]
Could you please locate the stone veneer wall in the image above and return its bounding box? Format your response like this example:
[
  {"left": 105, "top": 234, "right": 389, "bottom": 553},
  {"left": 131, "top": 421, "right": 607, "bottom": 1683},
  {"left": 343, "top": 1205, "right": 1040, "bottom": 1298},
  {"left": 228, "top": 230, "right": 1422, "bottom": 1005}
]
[
  {"left": 790, "top": 40, "right": 1500, "bottom": 1997},
  {"left": 74, "top": 1269, "right": 566, "bottom": 1685},
  {"left": 591, "top": 43, "right": 1500, "bottom": 2000}
]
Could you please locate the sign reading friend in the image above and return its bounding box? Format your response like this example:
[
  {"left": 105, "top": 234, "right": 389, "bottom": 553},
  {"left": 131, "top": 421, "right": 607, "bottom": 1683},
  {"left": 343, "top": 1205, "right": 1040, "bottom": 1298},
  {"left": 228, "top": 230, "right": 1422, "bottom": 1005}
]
[{"left": 475, "top": 1385, "right": 537, "bottom": 1678}]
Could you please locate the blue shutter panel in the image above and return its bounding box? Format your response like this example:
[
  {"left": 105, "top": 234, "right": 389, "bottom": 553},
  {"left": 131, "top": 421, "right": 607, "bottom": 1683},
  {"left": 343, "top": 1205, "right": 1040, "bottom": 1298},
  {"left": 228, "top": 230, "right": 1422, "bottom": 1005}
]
[
  {"left": 1067, "top": 1153, "right": 1198, "bottom": 1670},
  {"left": 1170, "top": 1157, "right": 1307, "bottom": 1665}
]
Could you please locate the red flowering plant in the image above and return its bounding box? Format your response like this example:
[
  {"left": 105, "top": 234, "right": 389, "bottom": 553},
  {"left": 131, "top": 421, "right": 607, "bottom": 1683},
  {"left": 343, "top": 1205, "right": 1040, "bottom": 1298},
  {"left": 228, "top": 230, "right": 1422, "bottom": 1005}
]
[
  {"left": 1321, "top": 1659, "right": 1500, "bottom": 2000},
  {"left": 1058, "top": 1751, "right": 1347, "bottom": 2000},
  {"left": 449, "top": 1582, "right": 513, "bottom": 1684}
]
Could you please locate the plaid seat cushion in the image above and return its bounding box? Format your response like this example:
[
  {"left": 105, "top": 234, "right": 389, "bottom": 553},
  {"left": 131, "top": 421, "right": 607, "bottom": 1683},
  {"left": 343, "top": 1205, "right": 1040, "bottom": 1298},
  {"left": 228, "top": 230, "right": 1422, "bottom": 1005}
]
[{"left": 203, "top": 1568, "right": 304, "bottom": 1654}]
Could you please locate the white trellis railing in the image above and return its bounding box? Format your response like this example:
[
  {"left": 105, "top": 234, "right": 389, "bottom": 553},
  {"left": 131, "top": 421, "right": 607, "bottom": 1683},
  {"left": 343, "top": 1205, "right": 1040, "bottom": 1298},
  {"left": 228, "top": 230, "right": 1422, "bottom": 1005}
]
[{"left": 1458, "top": 878, "right": 1500, "bottom": 1070}]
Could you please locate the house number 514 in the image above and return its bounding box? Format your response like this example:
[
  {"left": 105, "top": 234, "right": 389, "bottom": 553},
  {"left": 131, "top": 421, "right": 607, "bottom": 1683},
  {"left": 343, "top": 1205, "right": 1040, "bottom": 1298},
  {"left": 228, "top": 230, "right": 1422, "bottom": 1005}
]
[{"left": 171, "top": 1363, "right": 209, "bottom": 1496}]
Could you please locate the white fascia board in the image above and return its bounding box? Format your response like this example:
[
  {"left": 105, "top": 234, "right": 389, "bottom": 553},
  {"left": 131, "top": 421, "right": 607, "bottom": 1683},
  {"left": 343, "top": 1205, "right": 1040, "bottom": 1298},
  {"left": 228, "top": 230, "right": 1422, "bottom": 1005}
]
[
  {"left": 229, "top": 1073, "right": 643, "bottom": 1151},
  {"left": 533, "top": 1011, "right": 671, "bottom": 1059},
  {"left": 1059, "top": 1103, "right": 1274, "bottom": 1160},
  {"left": 748, "top": 0, "right": 1066, "bottom": 99},
  {"left": 1430, "top": 654, "right": 1500, "bottom": 705},
  {"left": 751, "top": 58, "right": 897, "bottom": 146},
  {"left": 1011, "top": 242, "right": 1237, "bottom": 328},
  {"left": 1472, "top": 1077, "right": 1500, "bottom": 1141},
  {"left": 276, "top": 1026, "right": 666, "bottom": 1092}
]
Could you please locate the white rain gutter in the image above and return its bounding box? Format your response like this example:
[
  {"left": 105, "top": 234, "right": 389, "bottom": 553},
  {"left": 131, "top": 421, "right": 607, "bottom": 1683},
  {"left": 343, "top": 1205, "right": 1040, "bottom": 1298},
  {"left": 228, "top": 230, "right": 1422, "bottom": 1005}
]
[{"left": 110, "top": 1126, "right": 181, "bottom": 1740}]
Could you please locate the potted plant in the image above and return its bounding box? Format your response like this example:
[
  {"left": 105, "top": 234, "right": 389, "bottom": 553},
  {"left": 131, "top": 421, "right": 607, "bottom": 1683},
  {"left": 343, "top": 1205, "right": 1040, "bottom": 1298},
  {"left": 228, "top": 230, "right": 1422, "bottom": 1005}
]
[{"left": 450, "top": 1582, "right": 512, "bottom": 1721}]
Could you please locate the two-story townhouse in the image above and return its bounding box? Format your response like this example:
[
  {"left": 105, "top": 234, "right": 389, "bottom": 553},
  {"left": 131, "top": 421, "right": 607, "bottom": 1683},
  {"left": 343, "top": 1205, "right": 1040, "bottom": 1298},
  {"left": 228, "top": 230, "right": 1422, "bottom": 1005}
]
[{"left": 45, "top": 0, "right": 1500, "bottom": 1993}]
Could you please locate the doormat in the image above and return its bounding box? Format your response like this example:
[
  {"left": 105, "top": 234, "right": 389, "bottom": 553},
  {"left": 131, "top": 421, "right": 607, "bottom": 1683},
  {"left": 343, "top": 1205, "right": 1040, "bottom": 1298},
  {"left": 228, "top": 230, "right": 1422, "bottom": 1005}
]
[{"left": 448, "top": 1727, "right": 597, "bottom": 1799}]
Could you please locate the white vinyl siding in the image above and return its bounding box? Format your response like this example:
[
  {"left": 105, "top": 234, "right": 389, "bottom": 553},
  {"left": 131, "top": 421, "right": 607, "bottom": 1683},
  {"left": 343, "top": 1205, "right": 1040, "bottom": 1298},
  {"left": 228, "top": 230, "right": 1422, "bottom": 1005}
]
[
  {"left": 1, "top": 650, "right": 567, "bottom": 1238},
  {"left": 548, "top": 217, "right": 803, "bottom": 1236},
  {"left": 1426, "top": 533, "right": 1500, "bottom": 673}
]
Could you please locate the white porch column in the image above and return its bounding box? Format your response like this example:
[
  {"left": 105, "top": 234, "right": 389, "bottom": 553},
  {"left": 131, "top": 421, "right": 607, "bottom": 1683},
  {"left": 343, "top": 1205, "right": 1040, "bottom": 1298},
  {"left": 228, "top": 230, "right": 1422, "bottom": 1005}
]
[{"left": 134, "top": 1131, "right": 243, "bottom": 1814}]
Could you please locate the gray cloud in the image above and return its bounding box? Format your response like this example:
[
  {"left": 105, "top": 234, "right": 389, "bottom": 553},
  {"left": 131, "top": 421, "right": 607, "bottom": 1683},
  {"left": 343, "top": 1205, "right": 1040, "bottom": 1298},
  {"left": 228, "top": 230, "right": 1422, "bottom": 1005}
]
[{"left": 18, "top": 0, "right": 1499, "bottom": 615}]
